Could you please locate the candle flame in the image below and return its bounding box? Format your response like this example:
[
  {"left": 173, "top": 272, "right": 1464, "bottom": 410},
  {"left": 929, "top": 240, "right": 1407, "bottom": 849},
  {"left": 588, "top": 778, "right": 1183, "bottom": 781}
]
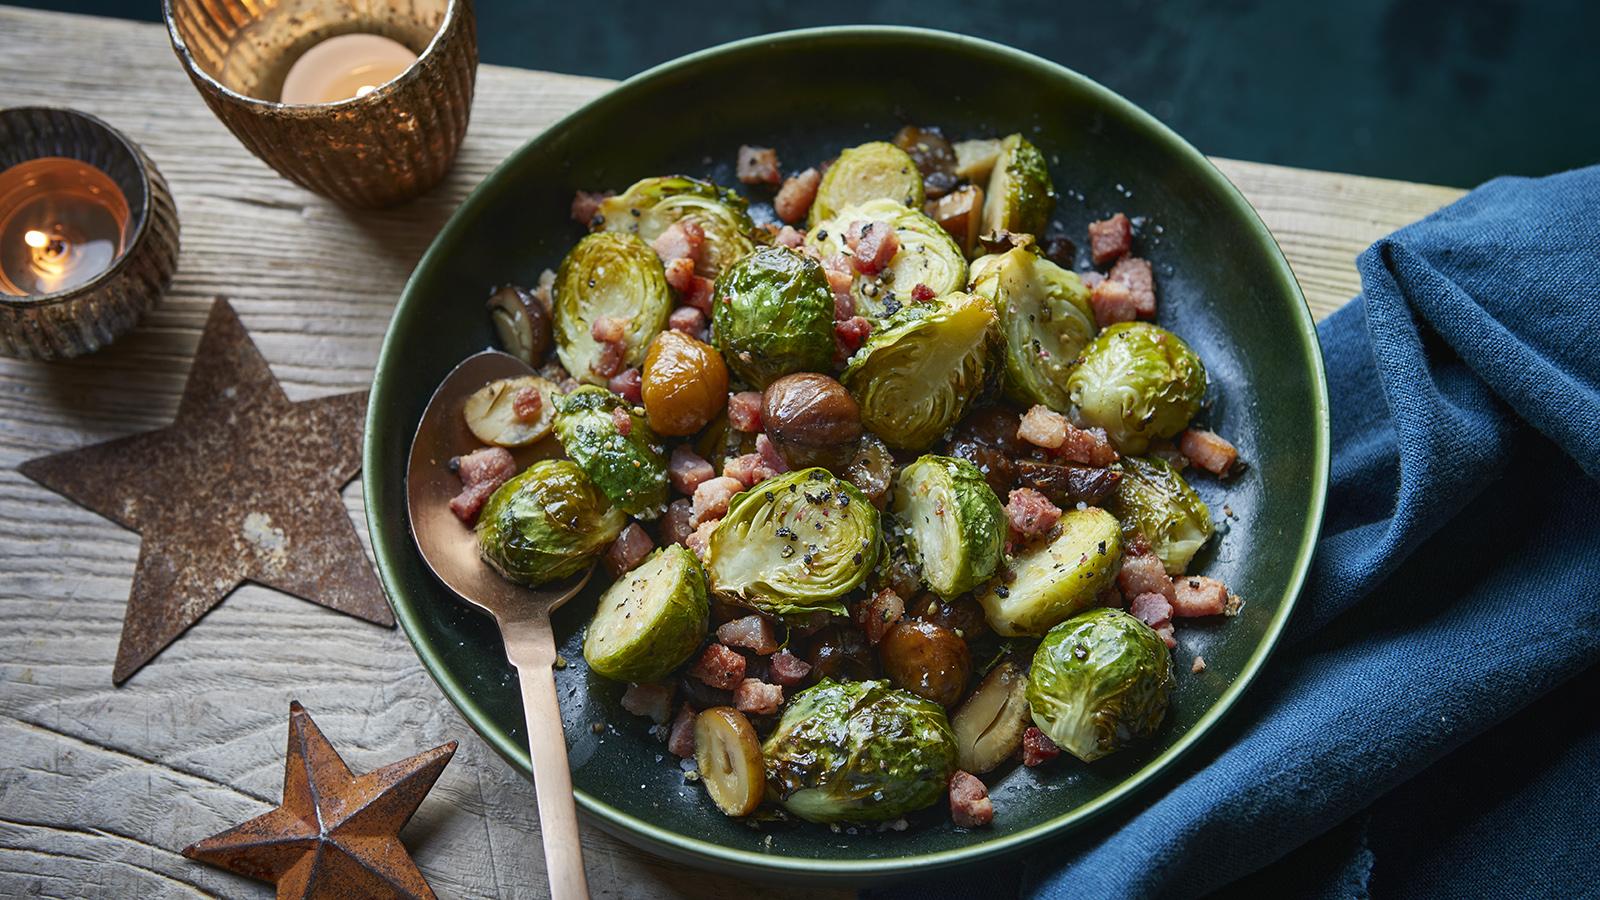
[{"left": 24, "top": 230, "right": 49, "bottom": 250}]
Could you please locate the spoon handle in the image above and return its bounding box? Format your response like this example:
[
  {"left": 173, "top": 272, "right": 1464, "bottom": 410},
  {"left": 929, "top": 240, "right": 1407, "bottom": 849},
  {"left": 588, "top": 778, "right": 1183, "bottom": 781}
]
[{"left": 507, "top": 621, "right": 590, "bottom": 900}]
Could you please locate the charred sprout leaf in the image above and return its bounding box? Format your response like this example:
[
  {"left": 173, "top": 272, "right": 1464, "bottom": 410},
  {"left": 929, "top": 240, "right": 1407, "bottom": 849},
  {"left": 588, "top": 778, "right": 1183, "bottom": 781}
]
[
  {"left": 1067, "top": 321, "right": 1207, "bottom": 455},
  {"left": 1110, "top": 456, "right": 1215, "bottom": 575},
  {"left": 553, "top": 231, "right": 672, "bottom": 384},
  {"left": 711, "top": 246, "right": 835, "bottom": 389},
  {"left": 1027, "top": 607, "right": 1173, "bottom": 762},
  {"left": 841, "top": 292, "right": 1001, "bottom": 451},
  {"left": 951, "top": 660, "right": 1030, "bottom": 774},
  {"left": 595, "top": 175, "right": 760, "bottom": 276},
  {"left": 809, "top": 141, "right": 925, "bottom": 227},
  {"left": 891, "top": 455, "right": 1005, "bottom": 598},
  {"left": 980, "top": 134, "right": 1054, "bottom": 238},
  {"left": 487, "top": 284, "right": 551, "bottom": 364},
  {"left": 584, "top": 544, "right": 709, "bottom": 682},
  {"left": 463, "top": 375, "right": 559, "bottom": 447},
  {"left": 807, "top": 198, "right": 967, "bottom": 321},
  {"left": 706, "top": 468, "right": 882, "bottom": 617},
  {"left": 970, "top": 246, "right": 1097, "bottom": 411},
  {"left": 477, "top": 459, "right": 626, "bottom": 586},
  {"left": 977, "top": 506, "right": 1122, "bottom": 636},
  {"left": 554, "top": 386, "right": 669, "bottom": 519},
  {"left": 763, "top": 678, "right": 957, "bottom": 823}
]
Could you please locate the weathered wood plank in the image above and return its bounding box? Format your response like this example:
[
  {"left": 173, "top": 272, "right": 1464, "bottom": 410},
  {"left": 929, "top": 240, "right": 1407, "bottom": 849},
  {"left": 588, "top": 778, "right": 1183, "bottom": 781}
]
[{"left": 0, "top": 6, "right": 1465, "bottom": 898}]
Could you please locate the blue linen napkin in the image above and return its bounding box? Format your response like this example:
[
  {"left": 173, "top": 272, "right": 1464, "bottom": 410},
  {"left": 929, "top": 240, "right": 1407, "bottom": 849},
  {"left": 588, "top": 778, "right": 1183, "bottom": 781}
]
[{"left": 871, "top": 165, "right": 1600, "bottom": 898}]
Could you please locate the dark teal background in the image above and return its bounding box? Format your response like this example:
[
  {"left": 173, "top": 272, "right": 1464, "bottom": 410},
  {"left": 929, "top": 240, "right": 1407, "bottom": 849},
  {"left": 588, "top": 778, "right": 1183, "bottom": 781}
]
[{"left": 30, "top": 0, "right": 1595, "bottom": 188}]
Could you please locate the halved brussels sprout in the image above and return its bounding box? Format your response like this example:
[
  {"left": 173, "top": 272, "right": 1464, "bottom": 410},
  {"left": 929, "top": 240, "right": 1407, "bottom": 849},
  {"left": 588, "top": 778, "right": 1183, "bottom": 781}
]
[
  {"left": 595, "top": 175, "right": 760, "bottom": 276},
  {"left": 840, "top": 292, "right": 1000, "bottom": 451},
  {"left": 1067, "top": 321, "right": 1207, "bottom": 455},
  {"left": 891, "top": 455, "right": 1005, "bottom": 598},
  {"left": 977, "top": 506, "right": 1122, "bottom": 636},
  {"left": 705, "top": 468, "right": 881, "bottom": 617},
  {"left": 969, "top": 246, "right": 1097, "bottom": 411},
  {"left": 1111, "top": 456, "right": 1215, "bottom": 575},
  {"left": 477, "top": 459, "right": 627, "bottom": 586},
  {"left": 553, "top": 232, "right": 672, "bottom": 385},
  {"left": 764, "top": 678, "right": 957, "bottom": 823},
  {"left": 980, "top": 134, "right": 1054, "bottom": 238},
  {"left": 809, "top": 141, "right": 925, "bottom": 227},
  {"left": 711, "top": 246, "right": 835, "bottom": 389},
  {"left": 1027, "top": 607, "right": 1173, "bottom": 762},
  {"left": 807, "top": 198, "right": 968, "bottom": 321},
  {"left": 583, "top": 544, "right": 709, "bottom": 682},
  {"left": 554, "top": 386, "right": 669, "bottom": 519}
]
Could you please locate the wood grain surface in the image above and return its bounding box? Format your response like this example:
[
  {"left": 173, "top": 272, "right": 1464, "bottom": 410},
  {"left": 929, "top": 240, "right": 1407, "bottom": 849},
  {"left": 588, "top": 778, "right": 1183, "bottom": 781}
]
[{"left": 0, "top": 7, "right": 1465, "bottom": 898}]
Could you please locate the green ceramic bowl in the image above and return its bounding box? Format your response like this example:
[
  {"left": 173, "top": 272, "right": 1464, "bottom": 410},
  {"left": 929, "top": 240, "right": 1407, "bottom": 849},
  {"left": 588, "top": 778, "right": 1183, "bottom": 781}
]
[{"left": 365, "top": 26, "right": 1328, "bottom": 885}]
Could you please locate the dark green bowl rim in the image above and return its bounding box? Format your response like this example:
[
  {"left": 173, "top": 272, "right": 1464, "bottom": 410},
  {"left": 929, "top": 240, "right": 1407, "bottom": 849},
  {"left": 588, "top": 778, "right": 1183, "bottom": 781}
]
[{"left": 364, "top": 25, "right": 1330, "bottom": 881}]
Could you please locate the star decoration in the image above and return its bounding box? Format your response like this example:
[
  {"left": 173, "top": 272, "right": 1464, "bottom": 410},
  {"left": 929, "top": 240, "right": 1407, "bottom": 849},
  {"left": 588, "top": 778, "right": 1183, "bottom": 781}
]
[
  {"left": 19, "top": 298, "right": 393, "bottom": 683},
  {"left": 184, "top": 701, "right": 457, "bottom": 899}
]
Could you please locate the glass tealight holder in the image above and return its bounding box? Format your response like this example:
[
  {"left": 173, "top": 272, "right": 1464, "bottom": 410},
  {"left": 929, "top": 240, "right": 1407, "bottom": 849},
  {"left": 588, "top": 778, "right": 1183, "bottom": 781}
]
[
  {"left": 163, "top": 0, "right": 477, "bottom": 209},
  {"left": 0, "top": 107, "right": 180, "bottom": 360}
]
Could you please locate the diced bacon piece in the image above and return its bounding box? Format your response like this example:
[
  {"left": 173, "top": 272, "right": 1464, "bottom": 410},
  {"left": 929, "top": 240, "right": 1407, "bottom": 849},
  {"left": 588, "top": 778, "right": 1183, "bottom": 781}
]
[
  {"left": 1118, "top": 553, "right": 1176, "bottom": 602},
  {"left": 668, "top": 305, "right": 708, "bottom": 337},
  {"left": 1080, "top": 270, "right": 1105, "bottom": 289},
  {"left": 1088, "top": 212, "right": 1132, "bottom": 266},
  {"left": 1089, "top": 278, "right": 1138, "bottom": 328},
  {"left": 669, "top": 446, "right": 716, "bottom": 496},
  {"left": 733, "top": 678, "right": 784, "bottom": 715},
  {"left": 736, "top": 145, "right": 782, "bottom": 186},
  {"left": 607, "top": 368, "right": 643, "bottom": 404},
  {"left": 1156, "top": 623, "right": 1177, "bottom": 649},
  {"left": 768, "top": 649, "right": 812, "bottom": 687},
  {"left": 774, "top": 168, "right": 822, "bottom": 224},
  {"left": 1173, "top": 575, "right": 1230, "bottom": 618},
  {"left": 603, "top": 522, "right": 653, "bottom": 577},
  {"left": 1058, "top": 424, "right": 1119, "bottom": 467},
  {"left": 755, "top": 433, "right": 790, "bottom": 475},
  {"left": 609, "top": 406, "right": 633, "bottom": 436},
  {"left": 1017, "top": 404, "right": 1068, "bottom": 450},
  {"left": 727, "top": 391, "right": 764, "bottom": 432},
  {"left": 571, "top": 190, "right": 612, "bottom": 227},
  {"left": 667, "top": 703, "right": 697, "bottom": 757},
  {"left": 1005, "top": 488, "right": 1062, "bottom": 539},
  {"left": 1192, "top": 655, "right": 1207, "bottom": 674},
  {"left": 531, "top": 268, "right": 556, "bottom": 313},
  {"left": 716, "top": 615, "right": 779, "bottom": 655},
  {"left": 448, "top": 446, "right": 516, "bottom": 524},
  {"left": 830, "top": 278, "right": 857, "bottom": 320},
  {"left": 856, "top": 588, "right": 905, "bottom": 646},
  {"left": 651, "top": 219, "right": 705, "bottom": 266},
  {"left": 590, "top": 340, "right": 626, "bottom": 379},
  {"left": 590, "top": 315, "right": 626, "bottom": 344},
  {"left": 948, "top": 770, "right": 994, "bottom": 828},
  {"left": 775, "top": 225, "right": 806, "bottom": 249},
  {"left": 1021, "top": 727, "right": 1061, "bottom": 767},
  {"left": 1129, "top": 592, "right": 1174, "bottom": 629},
  {"left": 685, "top": 519, "right": 718, "bottom": 560},
  {"left": 1108, "top": 256, "right": 1156, "bottom": 318},
  {"left": 911, "top": 283, "right": 936, "bottom": 302},
  {"left": 1097, "top": 584, "right": 1126, "bottom": 608},
  {"left": 664, "top": 256, "right": 697, "bottom": 293},
  {"left": 1180, "top": 428, "right": 1239, "bottom": 476},
  {"left": 690, "top": 643, "right": 747, "bottom": 690},
  {"left": 511, "top": 385, "right": 543, "bottom": 422},
  {"left": 620, "top": 681, "right": 675, "bottom": 724},
  {"left": 845, "top": 220, "right": 900, "bottom": 276},
  {"left": 834, "top": 315, "right": 872, "bottom": 358},
  {"left": 660, "top": 498, "right": 696, "bottom": 547},
  {"left": 722, "top": 453, "right": 767, "bottom": 489},
  {"left": 691, "top": 476, "right": 744, "bottom": 525},
  {"left": 682, "top": 276, "right": 716, "bottom": 313}
]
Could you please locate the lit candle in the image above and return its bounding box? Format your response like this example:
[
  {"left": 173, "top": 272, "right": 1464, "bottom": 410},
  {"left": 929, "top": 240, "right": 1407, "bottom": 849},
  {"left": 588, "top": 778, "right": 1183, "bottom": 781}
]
[
  {"left": 0, "top": 157, "right": 130, "bottom": 297},
  {"left": 279, "top": 33, "right": 419, "bottom": 105}
]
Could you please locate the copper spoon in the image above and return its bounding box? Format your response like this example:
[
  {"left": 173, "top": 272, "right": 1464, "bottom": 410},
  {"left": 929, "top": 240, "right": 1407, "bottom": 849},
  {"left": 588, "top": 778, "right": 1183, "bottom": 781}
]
[{"left": 406, "top": 349, "right": 591, "bottom": 900}]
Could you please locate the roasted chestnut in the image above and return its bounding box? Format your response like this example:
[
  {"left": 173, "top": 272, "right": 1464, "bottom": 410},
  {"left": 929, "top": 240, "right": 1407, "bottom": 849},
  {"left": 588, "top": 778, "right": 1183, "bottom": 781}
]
[
  {"left": 762, "top": 372, "right": 862, "bottom": 467},
  {"left": 877, "top": 618, "right": 972, "bottom": 708}
]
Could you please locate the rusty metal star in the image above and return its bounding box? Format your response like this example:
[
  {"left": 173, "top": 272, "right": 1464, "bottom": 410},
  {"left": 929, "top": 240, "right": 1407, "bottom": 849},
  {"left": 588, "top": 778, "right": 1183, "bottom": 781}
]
[
  {"left": 19, "top": 298, "right": 393, "bottom": 683},
  {"left": 184, "top": 701, "right": 457, "bottom": 899}
]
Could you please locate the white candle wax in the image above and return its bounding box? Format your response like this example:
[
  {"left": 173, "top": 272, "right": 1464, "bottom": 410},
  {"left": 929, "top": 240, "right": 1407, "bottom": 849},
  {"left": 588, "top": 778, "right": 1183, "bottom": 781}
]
[{"left": 279, "top": 33, "right": 418, "bottom": 105}]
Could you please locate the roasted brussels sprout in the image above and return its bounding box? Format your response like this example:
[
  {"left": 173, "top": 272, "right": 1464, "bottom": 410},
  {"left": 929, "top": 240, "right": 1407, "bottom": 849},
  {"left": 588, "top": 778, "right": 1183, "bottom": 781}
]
[
  {"left": 705, "top": 468, "right": 882, "bottom": 617},
  {"left": 1027, "top": 607, "right": 1173, "bottom": 762},
  {"left": 970, "top": 246, "right": 1097, "bottom": 410},
  {"left": 595, "top": 175, "right": 760, "bottom": 276},
  {"left": 477, "top": 459, "right": 627, "bottom": 586},
  {"left": 810, "top": 141, "right": 925, "bottom": 226},
  {"left": 891, "top": 455, "right": 1005, "bottom": 598},
  {"left": 711, "top": 246, "right": 835, "bottom": 389},
  {"left": 977, "top": 507, "right": 1122, "bottom": 636},
  {"left": 1110, "top": 456, "right": 1215, "bottom": 575},
  {"left": 554, "top": 386, "right": 669, "bottom": 519},
  {"left": 1067, "top": 322, "right": 1207, "bottom": 455},
  {"left": 553, "top": 232, "right": 672, "bottom": 384},
  {"left": 980, "top": 134, "right": 1054, "bottom": 238},
  {"left": 583, "top": 544, "right": 709, "bottom": 682},
  {"left": 764, "top": 679, "right": 958, "bottom": 822},
  {"left": 807, "top": 198, "right": 968, "bottom": 321},
  {"left": 841, "top": 292, "right": 1001, "bottom": 451}
]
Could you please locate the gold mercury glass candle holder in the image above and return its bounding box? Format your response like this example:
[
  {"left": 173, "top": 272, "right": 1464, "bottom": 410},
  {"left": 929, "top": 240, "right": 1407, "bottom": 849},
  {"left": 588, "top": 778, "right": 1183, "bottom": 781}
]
[
  {"left": 163, "top": 0, "right": 477, "bottom": 209},
  {"left": 0, "top": 107, "right": 180, "bottom": 360}
]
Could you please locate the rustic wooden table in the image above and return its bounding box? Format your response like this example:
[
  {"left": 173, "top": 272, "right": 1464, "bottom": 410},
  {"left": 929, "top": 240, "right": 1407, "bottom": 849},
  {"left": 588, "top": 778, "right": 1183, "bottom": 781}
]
[{"left": 0, "top": 6, "right": 1469, "bottom": 898}]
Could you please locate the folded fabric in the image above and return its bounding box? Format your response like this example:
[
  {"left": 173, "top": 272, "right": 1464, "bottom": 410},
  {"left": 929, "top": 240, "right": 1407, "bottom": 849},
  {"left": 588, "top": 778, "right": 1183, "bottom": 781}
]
[{"left": 869, "top": 165, "right": 1600, "bottom": 899}]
